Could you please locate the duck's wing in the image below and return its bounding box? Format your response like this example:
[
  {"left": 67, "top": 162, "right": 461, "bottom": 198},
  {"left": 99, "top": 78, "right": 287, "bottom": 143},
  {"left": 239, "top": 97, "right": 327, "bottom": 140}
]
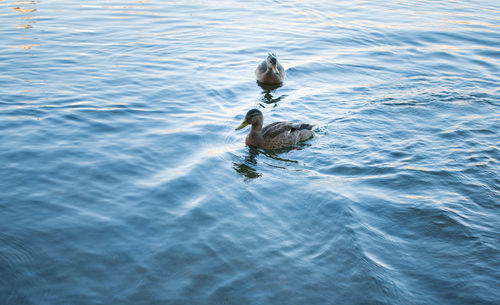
[
  {"left": 261, "top": 121, "right": 293, "bottom": 139},
  {"left": 255, "top": 60, "right": 267, "bottom": 76},
  {"left": 277, "top": 63, "right": 285, "bottom": 75},
  {"left": 289, "top": 123, "right": 314, "bottom": 130}
]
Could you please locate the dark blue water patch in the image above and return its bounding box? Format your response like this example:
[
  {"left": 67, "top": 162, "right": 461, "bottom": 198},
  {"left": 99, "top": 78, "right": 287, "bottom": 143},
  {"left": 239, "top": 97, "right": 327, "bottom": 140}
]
[
  {"left": 454, "top": 175, "right": 500, "bottom": 210},
  {"left": 320, "top": 163, "right": 397, "bottom": 177},
  {"left": 476, "top": 49, "right": 500, "bottom": 61},
  {"left": 190, "top": 191, "right": 360, "bottom": 304},
  {"left": 0, "top": 105, "right": 46, "bottom": 120},
  {"left": 439, "top": 128, "right": 473, "bottom": 139},
  {"left": 0, "top": 232, "right": 54, "bottom": 305},
  {"left": 482, "top": 146, "right": 500, "bottom": 160},
  {"left": 354, "top": 198, "right": 494, "bottom": 295},
  {"left": 24, "top": 223, "right": 141, "bottom": 305},
  {"left": 413, "top": 30, "right": 500, "bottom": 47},
  {"left": 360, "top": 171, "right": 453, "bottom": 193},
  {"left": 467, "top": 56, "right": 499, "bottom": 73}
]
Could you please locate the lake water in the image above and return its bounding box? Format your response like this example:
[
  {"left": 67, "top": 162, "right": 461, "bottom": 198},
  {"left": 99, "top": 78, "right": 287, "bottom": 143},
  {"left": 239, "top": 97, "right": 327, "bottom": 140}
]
[{"left": 1, "top": 0, "right": 499, "bottom": 304}]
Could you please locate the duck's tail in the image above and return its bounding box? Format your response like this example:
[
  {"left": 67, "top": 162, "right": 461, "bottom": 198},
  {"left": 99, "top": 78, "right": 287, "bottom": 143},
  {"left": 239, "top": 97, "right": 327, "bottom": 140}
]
[{"left": 290, "top": 123, "right": 314, "bottom": 141}]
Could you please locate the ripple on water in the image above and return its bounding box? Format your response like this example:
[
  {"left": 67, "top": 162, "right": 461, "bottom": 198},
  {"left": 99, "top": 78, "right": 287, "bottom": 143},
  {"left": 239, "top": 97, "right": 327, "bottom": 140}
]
[{"left": 0, "top": 233, "right": 55, "bottom": 304}]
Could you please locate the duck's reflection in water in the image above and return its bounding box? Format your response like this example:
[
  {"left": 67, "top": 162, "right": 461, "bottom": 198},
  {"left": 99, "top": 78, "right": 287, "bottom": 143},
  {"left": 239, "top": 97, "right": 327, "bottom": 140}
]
[
  {"left": 232, "top": 145, "right": 308, "bottom": 181},
  {"left": 257, "top": 81, "right": 287, "bottom": 107},
  {"left": 232, "top": 147, "right": 261, "bottom": 180}
]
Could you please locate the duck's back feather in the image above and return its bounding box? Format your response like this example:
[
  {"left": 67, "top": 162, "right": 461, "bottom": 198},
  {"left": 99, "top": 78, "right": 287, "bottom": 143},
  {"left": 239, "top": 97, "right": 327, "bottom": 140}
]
[
  {"left": 255, "top": 121, "right": 314, "bottom": 149},
  {"left": 262, "top": 122, "right": 291, "bottom": 139}
]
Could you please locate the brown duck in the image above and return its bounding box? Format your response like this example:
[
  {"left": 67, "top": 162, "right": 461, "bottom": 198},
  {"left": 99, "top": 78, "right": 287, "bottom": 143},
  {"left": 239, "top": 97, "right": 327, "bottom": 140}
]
[
  {"left": 235, "top": 109, "right": 314, "bottom": 149},
  {"left": 255, "top": 53, "right": 285, "bottom": 85}
]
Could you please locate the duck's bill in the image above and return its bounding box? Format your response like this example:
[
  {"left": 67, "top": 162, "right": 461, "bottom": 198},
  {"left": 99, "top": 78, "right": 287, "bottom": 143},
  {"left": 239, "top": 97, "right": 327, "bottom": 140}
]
[
  {"left": 272, "top": 66, "right": 279, "bottom": 74},
  {"left": 235, "top": 120, "right": 249, "bottom": 130}
]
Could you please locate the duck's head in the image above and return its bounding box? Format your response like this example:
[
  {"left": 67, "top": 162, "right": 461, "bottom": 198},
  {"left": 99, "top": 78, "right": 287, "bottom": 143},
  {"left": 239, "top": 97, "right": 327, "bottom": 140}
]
[
  {"left": 235, "top": 109, "right": 263, "bottom": 130},
  {"left": 266, "top": 53, "right": 279, "bottom": 74}
]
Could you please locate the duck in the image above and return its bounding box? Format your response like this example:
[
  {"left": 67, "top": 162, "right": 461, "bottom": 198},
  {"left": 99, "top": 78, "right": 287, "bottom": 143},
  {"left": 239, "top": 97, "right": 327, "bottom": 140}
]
[
  {"left": 255, "top": 53, "right": 285, "bottom": 85},
  {"left": 235, "top": 109, "right": 314, "bottom": 149}
]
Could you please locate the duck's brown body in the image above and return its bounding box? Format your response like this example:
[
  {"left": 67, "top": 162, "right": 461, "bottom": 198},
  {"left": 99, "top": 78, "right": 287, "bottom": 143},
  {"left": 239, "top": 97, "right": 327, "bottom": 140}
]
[
  {"left": 255, "top": 53, "right": 285, "bottom": 85},
  {"left": 236, "top": 109, "right": 314, "bottom": 149}
]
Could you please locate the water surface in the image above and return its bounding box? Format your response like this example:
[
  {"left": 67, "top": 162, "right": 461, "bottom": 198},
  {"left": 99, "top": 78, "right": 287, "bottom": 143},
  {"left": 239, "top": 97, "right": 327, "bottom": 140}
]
[{"left": 1, "top": 0, "right": 499, "bottom": 304}]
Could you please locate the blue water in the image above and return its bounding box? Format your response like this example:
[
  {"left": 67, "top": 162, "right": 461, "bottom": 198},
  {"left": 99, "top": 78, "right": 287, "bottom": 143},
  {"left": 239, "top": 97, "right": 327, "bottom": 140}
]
[{"left": 1, "top": 0, "right": 499, "bottom": 304}]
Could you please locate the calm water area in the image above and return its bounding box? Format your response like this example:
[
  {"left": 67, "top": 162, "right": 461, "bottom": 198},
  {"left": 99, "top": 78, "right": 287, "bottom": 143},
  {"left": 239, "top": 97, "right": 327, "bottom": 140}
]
[{"left": 1, "top": 0, "right": 499, "bottom": 304}]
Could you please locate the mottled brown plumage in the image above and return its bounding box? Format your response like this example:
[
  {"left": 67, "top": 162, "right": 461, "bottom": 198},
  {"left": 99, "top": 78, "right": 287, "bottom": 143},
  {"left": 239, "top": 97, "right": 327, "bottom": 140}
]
[
  {"left": 235, "top": 109, "right": 314, "bottom": 149},
  {"left": 255, "top": 53, "right": 285, "bottom": 85}
]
